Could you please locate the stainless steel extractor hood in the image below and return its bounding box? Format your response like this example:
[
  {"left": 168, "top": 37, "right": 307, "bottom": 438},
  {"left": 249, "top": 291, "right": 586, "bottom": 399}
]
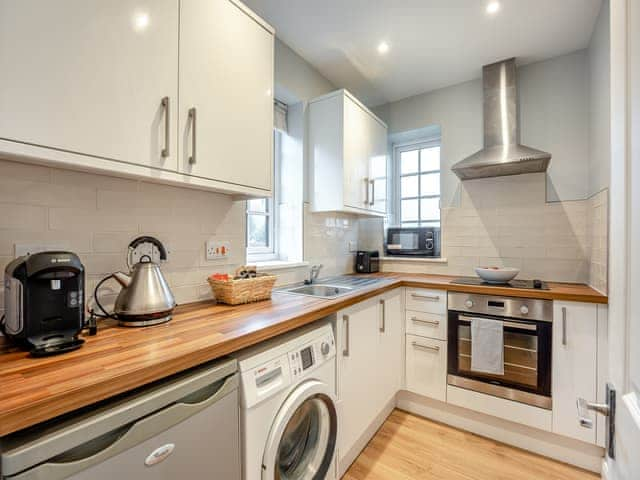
[{"left": 452, "top": 58, "right": 551, "bottom": 180}]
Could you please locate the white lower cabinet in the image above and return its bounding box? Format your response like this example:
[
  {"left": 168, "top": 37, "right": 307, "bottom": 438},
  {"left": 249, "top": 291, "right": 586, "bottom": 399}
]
[
  {"left": 552, "top": 301, "right": 598, "bottom": 444},
  {"left": 337, "top": 292, "right": 402, "bottom": 473},
  {"left": 405, "top": 334, "right": 447, "bottom": 401}
]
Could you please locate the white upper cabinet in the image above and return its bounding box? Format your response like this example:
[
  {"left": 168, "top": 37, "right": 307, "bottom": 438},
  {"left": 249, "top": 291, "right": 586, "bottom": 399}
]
[
  {"left": 309, "top": 89, "right": 388, "bottom": 216},
  {"left": 0, "top": 0, "right": 274, "bottom": 197},
  {"left": 179, "top": 0, "right": 274, "bottom": 192},
  {"left": 0, "top": 0, "right": 179, "bottom": 170}
]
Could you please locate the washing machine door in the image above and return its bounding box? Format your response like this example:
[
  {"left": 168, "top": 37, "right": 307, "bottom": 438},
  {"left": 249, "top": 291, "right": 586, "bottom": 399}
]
[{"left": 262, "top": 379, "right": 337, "bottom": 480}]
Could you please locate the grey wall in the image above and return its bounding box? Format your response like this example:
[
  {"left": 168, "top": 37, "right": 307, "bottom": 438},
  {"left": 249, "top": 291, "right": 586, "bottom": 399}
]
[
  {"left": 588, "top": 0, "right": 611, "bottom": 196},
  {"left": 373, "top": 50, "right": 593, "bottom": 206}
]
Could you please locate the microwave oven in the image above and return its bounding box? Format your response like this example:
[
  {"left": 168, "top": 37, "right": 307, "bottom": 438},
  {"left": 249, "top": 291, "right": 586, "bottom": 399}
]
[{"left": 385, "top": 227, "right": 441, "bottom": 257}]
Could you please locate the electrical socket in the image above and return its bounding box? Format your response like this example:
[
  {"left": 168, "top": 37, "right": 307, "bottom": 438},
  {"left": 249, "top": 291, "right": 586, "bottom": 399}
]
[
  {"left": 348, "top": 240, "right": 358, "bottom": 253},
  {"left": 206, "top": 240, "right": 230, "bottom": 260},
  {"left": 14, "top": 243, "right": 67, "bottom": 257}
]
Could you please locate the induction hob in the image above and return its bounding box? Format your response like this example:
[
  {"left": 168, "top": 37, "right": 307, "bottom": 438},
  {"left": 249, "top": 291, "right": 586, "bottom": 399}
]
[{"left": 450, "top": 277, "right": 550, "bottom": 290}]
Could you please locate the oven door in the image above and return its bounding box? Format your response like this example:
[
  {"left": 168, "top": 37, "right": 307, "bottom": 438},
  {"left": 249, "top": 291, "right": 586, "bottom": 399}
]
[{"left": 447, "top": 311, "right": 552, "bottom": 409}]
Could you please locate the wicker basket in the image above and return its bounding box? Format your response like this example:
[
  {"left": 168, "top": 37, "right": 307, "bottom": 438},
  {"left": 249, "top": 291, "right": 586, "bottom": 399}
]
[{"left": 207, "top": 273, "right": 277, "bottom": 305}]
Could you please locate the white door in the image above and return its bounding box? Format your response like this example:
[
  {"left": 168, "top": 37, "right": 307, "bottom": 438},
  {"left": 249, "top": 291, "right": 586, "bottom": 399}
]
[
  {"left": 337, "top": 299, "right": 380, "bottom": 465},
  {"left": 379, "top": 291, "right": 403, "bottom": 403},
  {"left": 179, "top": 0, "right": 273, "bottom": 191},
  {"left": 342, "top": 94, "right": 370, "bottom": 211},
  {"left": 0, "top": 0, "right": 179, "bottom": 170},
  {"left": 603, "top": 2, "right": 640, "bottom": 478}
]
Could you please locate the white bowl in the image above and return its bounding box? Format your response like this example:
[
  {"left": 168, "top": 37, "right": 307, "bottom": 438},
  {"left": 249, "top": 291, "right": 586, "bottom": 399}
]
[{"left": 475, "top": 267, "right": 520, "bottom": 284}]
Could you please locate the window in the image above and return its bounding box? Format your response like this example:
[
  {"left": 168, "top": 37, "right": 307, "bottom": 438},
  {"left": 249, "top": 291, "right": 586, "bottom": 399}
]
[
  {"left": 395, "top": 141, "right": 441, "bottom": 227},
  {"left": 247, "top": 130, "right": 281, "bottom": 261}
]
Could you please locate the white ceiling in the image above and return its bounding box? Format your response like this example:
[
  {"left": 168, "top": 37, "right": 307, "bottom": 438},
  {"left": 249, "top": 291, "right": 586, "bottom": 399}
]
[{"left": 243, "top": 0, "right": 603, "bottom": 106}]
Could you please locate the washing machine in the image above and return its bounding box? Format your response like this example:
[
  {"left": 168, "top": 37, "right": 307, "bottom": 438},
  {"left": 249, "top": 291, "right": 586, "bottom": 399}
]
[{"left": 236, "top": 321, "right": 338, "bottom": 480}]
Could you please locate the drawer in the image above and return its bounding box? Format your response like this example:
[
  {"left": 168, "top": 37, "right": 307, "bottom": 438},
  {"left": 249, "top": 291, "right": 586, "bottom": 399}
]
[
  {"left": 405, "top": 335, "right": 447, "bottom": 402},
  {"left": 405, "top": 311, "right": 446, "bottom": 340},
  {"left": 405, "top": 288, "right": 446, "bottom": 314}
]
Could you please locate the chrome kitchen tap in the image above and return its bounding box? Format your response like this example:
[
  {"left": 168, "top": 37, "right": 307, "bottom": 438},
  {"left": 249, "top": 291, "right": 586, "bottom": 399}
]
[{"left": 304, "top": 264, "right": 323, "bottom": 284}]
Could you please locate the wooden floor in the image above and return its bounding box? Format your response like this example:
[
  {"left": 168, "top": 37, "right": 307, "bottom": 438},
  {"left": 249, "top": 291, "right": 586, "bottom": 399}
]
[{"left": 343, "top": 410, "right": 599, "bottom": 480}]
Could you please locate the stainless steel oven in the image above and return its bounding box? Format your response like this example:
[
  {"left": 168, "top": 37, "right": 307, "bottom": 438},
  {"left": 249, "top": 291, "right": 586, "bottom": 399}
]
[{"left": 447, "top": 292, "right": 553, "bottom": 409}]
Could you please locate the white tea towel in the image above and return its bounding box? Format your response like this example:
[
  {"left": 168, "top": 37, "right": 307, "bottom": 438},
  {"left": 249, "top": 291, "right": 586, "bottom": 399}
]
[{"left": 470, "top": 317, "right": 504, "bottom": 375}]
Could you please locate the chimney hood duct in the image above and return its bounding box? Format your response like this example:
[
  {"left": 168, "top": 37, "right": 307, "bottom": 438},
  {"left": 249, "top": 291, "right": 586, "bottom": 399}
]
[{"left": 452, "top": 58, "right": 551, "bottom": 180}]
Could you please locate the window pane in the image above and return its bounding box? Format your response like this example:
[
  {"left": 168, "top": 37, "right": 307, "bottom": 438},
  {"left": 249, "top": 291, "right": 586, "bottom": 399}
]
[
  {"left": 402, "top": 222, "right": 419, "bottom": 228},
  {"left": 420, "top": 173, "right": 440, "bottom": 196},
  {"left": 400, "top": 175, "right": 419, "bottom": 198},
  {"left": 421, "top": 221, "right": 440, "bottom": 227},
  {"left": 400, "top": 150, "right": 419, "bottom": 174},
  {"left": 371, "top": 155, "right": 386, "bottom": 178},
  {"left": 421, "top": 147, "right": 440, "bottom": 172},
  {"left": 420, "top": 197, "right": 440, "bottom": 221},
  {"left": 247, "top": 214, "right": 268, "bottom": 247},
  {"left": 248, "top": 198, "right": 267, "bottom": 213},
  {"left": 401, "top": 199, "right": 419, "bottom": 222}
]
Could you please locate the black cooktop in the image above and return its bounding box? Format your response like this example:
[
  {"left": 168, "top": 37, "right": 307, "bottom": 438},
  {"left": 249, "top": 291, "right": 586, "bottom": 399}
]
[{"left": 450, "top": 277, "right": 550, "bottom": 290}]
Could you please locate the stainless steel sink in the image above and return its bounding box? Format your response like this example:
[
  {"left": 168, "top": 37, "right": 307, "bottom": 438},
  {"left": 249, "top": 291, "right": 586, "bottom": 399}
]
[
  {"left": 278, "top": 275, "right": 384, "bottom": 299},
  {"left": 282, "top": 284, "right": 354, "bottom": 299}
]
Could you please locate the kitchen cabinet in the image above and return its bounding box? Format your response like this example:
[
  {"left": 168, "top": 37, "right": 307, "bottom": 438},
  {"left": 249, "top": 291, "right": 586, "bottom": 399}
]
[
  {"left": 0, "top": 0, "right": 179, "bottom": 170},
  {"left": 0, "top": 0, "right": 274, "bottom": 197},
  {"left": 309, "top": 89, "right": 388, "bottom": 216},
  {"left": 179, "top": 0, "right": 274, "bottom": 191},
  {"left": 552, "top": 301, "right": 598, "bottom": 444},
  {"left": 337, "top": 292, "right": 402, "bottom": 471},
  {"left": 405, "top": 335, "right": 447, "bottom": 401}
]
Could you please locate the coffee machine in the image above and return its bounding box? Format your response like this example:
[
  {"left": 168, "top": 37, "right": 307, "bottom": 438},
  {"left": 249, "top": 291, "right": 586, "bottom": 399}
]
[{"left": 3, "top": 252, "right": 85, "bottom": 356}]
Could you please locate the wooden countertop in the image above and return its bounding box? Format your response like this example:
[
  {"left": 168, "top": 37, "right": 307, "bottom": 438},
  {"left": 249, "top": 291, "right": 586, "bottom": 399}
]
[{"left": 0, "top": 273, "right": 606, "bottom": 436}]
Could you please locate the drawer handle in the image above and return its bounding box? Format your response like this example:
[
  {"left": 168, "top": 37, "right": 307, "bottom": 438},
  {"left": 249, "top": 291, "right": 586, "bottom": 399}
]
[
  {"left": 411, "top": 317, "right": 440, "bottom": 326},
  {"left": 411, "top": 293, "right": 440, "bottom": 301},
  {"left": 412, "top": 341, "right": 440, "bottom": 352}
]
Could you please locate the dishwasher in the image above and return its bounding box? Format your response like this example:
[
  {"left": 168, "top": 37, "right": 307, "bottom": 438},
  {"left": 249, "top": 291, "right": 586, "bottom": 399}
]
[{"left": 0, "top": 358, "right": 240, "bottom": 480}]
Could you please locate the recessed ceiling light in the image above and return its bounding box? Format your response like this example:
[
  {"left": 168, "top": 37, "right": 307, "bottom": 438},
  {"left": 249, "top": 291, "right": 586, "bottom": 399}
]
[
  {"left": 486, "top": 1, "right": 500, "bottom": 14},
  {"left": 377, "top": 41, "right": 390, "bottom": 55}
]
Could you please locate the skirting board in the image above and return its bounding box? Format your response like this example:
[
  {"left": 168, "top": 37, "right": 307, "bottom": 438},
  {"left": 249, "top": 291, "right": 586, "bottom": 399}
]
[
  {"left": 397, "top": 390, "right": 604, "bottom": 473},
  {"left": 337, "top": 395, "right": 396, "bottom": 478}
]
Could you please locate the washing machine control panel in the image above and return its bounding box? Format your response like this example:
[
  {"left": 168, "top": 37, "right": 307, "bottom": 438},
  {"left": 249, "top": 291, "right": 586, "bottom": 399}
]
[{"left": 288, "top": 331, "right": 335, "bottom": 380}]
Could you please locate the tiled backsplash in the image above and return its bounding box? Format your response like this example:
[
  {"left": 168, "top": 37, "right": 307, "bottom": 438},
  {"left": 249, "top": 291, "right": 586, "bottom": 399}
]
[
  {"left": 0, "top": 159, "right": 360, "bottom": 317},
  {"left": 373, "top": 173, "right": 608, "bottom": 290},
  {"left": 587, "top": 189, "right": 608, "bottom": 294}
]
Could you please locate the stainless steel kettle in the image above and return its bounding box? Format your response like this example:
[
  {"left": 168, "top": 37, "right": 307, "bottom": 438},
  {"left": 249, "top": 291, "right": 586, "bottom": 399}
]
[{"left": 95, "top": 236, "right": 176, "bottom": 327}]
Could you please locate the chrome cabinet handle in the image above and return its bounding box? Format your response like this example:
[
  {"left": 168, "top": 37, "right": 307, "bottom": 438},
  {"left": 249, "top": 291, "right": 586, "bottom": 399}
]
[
  {"left": 161, "top": 97, "right": 170, "bottom": 158},
  {"left": 343, "top": 314, "right": 350, "bottom": 357},
  {"left": 562, "top": 307, "right": 567, "bottom": 346},
  {"left": 188, "top": 107, "right": 197, "bottom": 164},
  {"left": 379, "top": 299, "right": 386, "bottom": 333},
  {"left": 370, "top": 179, "right": 375, "bottom": 206},
  {"left": 411, "top": 316, "right": 440, "bottom": 326},
  {"left": 364, "top": 177, "right": 370, "bottom": 205},
  {"left": 412, "top": 341, "right": 440, "bottom": 352},
  {"left": 411, "top": 293, "right": 440, "bottom": 301}
]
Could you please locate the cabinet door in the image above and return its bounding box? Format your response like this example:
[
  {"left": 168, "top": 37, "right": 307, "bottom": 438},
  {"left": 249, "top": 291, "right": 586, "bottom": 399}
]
[
  {"left": 552, "top": 301, "right": 597, "bottom": 444},
  {"left": 342, "top": 95, "right": 370, "bottom": 210},
  {"left": 368, "top": 116, "right": 388, "bottom": 214},
  {"left": 405, "top": 334, "right": 447, "bottom": 401},
  {"left": 0, "top": 0, "right": 179, "bottom": 170},
  {"left": 179, "top": 0, "right": 273, "bottom": 191},
  {"left": 338, "top": 299, "right": 382, "bottom": 463},
  {"left": 379, "top": 291, "right": 403, "bottom": 403}
]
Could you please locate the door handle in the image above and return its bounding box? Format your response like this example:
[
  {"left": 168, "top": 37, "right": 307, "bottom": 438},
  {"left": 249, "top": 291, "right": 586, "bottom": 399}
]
[
  {"left": 343, "top": 315, "right": 350, "bottom": 357},
  {"left": 161, "top": 97, "right": 170, "bottom": 158},
  {"left": 364, "top": 178, "right": 370, "bottom": 205},
  {"left": 188, "top": 107, "right": 197, "bottom": 164},
  {"left": 576, "top": 398, "right": 609, "bottom": 428},
  {"left": 576, "top": 384, "right": 616, "bottom": 459},
  {"left": 379, "top": 299, "right": 386, "bottom": 333},
  {"left": 562, "top": 307, "right": 567, "bottom": 346},
  {"left": 370, "top": 179, "right": 375, "bottom": 206}
]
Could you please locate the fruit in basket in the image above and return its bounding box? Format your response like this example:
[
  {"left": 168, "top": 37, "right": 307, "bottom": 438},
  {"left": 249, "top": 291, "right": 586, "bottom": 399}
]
[{"left": 209, "top": 273, "right": 230, "bottom": 281}]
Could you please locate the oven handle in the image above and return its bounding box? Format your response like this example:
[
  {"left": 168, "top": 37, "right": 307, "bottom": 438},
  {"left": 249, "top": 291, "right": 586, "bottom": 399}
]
[{"left": 458, "top": 315, "right": 537, "bottom": 331}]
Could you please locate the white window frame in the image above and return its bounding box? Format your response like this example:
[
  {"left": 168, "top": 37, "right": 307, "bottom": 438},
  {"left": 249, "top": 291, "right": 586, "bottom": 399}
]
[
  {"left": 393, "top": 139, "right": 442, "bottom": 227},
  {"left": 247, "top": 130, "right": 281, "bottom": 262}
]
